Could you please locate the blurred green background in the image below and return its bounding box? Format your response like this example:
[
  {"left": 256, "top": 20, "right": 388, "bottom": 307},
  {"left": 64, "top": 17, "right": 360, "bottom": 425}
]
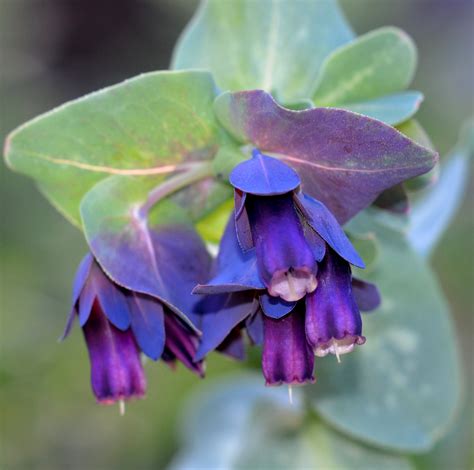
[{"left": 1, "top": 1, "right": 472, "bottom": 468}]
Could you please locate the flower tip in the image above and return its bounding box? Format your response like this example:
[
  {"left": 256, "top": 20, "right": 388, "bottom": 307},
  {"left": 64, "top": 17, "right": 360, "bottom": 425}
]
[
  {"left": 313, "top": 336, "right": 366, "bottom": 358},
  {"left": 268, "top": 269, "right": 317, "bottom": 302}
]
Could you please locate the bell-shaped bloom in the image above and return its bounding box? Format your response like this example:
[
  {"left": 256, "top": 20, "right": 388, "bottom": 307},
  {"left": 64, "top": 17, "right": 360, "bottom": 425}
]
[
  {"left": 194, "top": 149, "right": 381, "bottom": 385},
  {"left": 82, "top": 301, "right": 146, "bottom": 404},
  {"left": 64, "top": 253, "right": 203, "bottom": 405},
  {"left": 305, "top": 248, "right": 366, "bottom": 359}
]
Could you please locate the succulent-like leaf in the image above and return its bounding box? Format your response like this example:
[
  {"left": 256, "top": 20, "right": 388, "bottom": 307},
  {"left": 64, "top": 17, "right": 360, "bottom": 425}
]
[
  {"left": 312, "top": 27, "right": 417, "bottom": 106},
  {"left": 307, "top": 219, "right": 461, "bottom": 452},
  {"left": 408, "top": 123, "right": 473, "bottom": 258},
  {"left": 342, "top": 91, "right": 423, "bottom": 125},
  {"left": 214, "top": 90, "right": 437, "bottom": 223},
  {"left": 4, "top": 71, "right": 223, "bottom": 226},
  {"left": 172, "top": 0, "right": 354, "bottom": 101}
]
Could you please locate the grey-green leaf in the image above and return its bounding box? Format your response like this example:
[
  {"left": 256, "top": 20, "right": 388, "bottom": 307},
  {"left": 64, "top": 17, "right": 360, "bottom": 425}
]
[
  {"left": 170, "top": 375, "right": 414, "bottom": 470},
  {"left": 313, "top": 27, "right": 417, "bottom": 106},
  {"left": 172, "top": 0, "right": 354, "bottom": 101},
  {"left": 408, "top": 123, "right": 473, "bottom": 258},
  {"left": 307, "top": 218, "right": 461, "bottom": 452},
  {"left": 342, "top": 91, "right": 423, "bottom": 125},
  {"left": 4, "top": 71, "right": 222, "bottom": 226}
]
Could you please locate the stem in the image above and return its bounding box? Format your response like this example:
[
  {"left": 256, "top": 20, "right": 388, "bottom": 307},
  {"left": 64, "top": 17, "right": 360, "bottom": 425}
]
[{"left": 139, "top": 161, "right": 213, "bottom": 216}]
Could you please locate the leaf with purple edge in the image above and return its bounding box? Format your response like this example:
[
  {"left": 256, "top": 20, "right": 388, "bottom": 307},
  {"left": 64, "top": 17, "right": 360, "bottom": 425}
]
[
  {"left": 80, "top": 174, "right": 211, "bottom": 329},
  {"left": 214, "top": 90, "right": 438, "bottom": 224},
  {"left": 128, "top": 292, "right": 166, "bottom": 360}
]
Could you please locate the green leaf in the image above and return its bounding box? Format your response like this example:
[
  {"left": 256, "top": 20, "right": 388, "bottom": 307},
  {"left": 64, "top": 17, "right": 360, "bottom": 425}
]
[
  {"left": 172, "top": 0, "right": 354, "bottom": 101},
  {"left": 171, "top": 375, "right": 413, "bottom": 470},
  {"left": 312, "top": 27, "right": 417, "bottom": 106},
  {"left": 342, "top": 91, "right": 423, "bottom": 125},
  {"left": 4, "top": 71, "right": 223, "bottom": 226},
  {"left": 307, "top": 218, "right": 461, "bottom": 452},
  {"left": 408, "top": 122, "right": 473, "bottom": 258}
]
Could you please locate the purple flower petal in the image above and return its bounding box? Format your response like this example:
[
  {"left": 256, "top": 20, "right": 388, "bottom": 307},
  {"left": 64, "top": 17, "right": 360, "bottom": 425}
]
[
  {"left": 234, "top": 190, "right": 254, "bottom": 251},
  {"left": 164, "top": 313, "right": 203, "bottom": 376},
  {"left": 71, "top": 253, "right": 93, "bottom": 305},
  {"left": 83, "top": 305, "right": 146, "bottom": 404},
  {"left": 305, "top": 249, "right": 365, "bottom": 358},
  {"left": 296, "top": 193, "right": 365, "bottom": 268},
  {"left": 214, "top": 90, "right": 438, "bottom": 223},
  {"left": 352, "top": 278, "right": 381, "bottom": 312},
  {"left": 246, "top": 310, "right": 264, "bottom": 346},
  {"left": 229, "top": 149, "right": 300, "bottom": 195},
  {"left": 217, "top": 329, "right": 246, "bottom": 360},
  {"left": 247, "top": 193, "right": 317, "bottom": 301},
  {"left": 60, "top": 307, "right": 77, "bottom": 341},
  {"left": 194, "top": 293, "right": 257, "bottom": 361},
  {"left": 259, "top": 294, "right": 297, "bottom": 319},
  {"left": 303, "top": 221, "right": 327, "bottom": 262},
  {"left": 78, "top": 277, "right": 96, "bottom": 327},
  {"left": 128, "top": 293, "right": 166, "bottom": 360},
  {"left": 94, "top": 268, "right": 131, "bottom": 331},
  {"left": 193, "top": 218, "right": 265, "bottom": 294},
  {"left": 262, "top": 304, "right": 315, "bottom": 386}
]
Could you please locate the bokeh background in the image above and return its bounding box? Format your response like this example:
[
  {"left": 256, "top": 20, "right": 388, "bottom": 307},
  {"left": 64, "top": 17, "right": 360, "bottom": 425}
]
[{"left": 1, "top": 1, "right": 473, "bottom": 468}]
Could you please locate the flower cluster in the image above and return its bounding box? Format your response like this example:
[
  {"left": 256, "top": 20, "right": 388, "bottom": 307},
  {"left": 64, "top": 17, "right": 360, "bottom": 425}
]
[
  {"left": 64, "top": 252, "right": 203, "bottom": 405},
  {"left": 64, "top": 149, "right": 385, "bottom": 404},
  {"left": 194, "top": 150, "right": 380, "bottom": 385}
]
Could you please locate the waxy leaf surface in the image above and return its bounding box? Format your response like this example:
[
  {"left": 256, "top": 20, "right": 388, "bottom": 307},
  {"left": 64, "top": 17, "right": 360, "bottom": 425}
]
[
  {"left": 4, "top": 71, "right": 222, "bottom": 226},
  {"left": 342, "top": 91, "right": 423, "bottom": 126},
  {"left": 408, "top": 123, "right": 473, "bottom": 258},
  {"left": 171, "top": 376, "right": 413, "bottom": 470},
  {"left": 312, "top": 27, "right": 417, "bottom": 106},
  {"left": 172, "top": 0, "right": 354, "bottom": 101},
  {"left": 215, "top": 90, "right": 437, "bottom": 223},
  {"left": 80, "top": 175, "right": 211, "bottom": 325},
  {"left": 307, "top": 219, "right": 461, "bottom": 452}
]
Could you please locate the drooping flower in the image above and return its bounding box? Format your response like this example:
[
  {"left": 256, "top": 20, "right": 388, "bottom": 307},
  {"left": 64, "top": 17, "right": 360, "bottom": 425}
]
[
  {"left": 63, "top": 252, "right": 203, "bottom": 405},
  {"left": 194, "top": 149, "right": 381, "bottom": 385}
]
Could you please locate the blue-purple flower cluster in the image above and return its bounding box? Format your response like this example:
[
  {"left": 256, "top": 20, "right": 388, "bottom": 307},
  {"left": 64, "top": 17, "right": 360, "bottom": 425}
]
[{"left": 65, "top": 149, "right": 384, "bottom": 404}]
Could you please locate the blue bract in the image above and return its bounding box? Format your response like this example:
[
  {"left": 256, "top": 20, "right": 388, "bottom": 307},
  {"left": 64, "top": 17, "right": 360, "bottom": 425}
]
[{"left": 195, "top": 151, "right": 380, "bottom": 385}]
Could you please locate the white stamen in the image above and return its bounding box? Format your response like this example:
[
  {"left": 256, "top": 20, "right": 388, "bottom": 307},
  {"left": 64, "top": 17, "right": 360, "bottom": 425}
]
[
  {"left": 119, "top": 399, "right": 126, "bottom": 416},
  {"left": 288, "top": 385, "right": 294, "bottom": 405},
  {"left": 286, "top": 272, "right": 297, "bottom": 300},
  {"left": 333, "top": 339, "right": 341, "bottom": 363}
]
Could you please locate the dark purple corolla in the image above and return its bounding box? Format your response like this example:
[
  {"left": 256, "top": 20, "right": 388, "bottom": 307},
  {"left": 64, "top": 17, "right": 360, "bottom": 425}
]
[
  {"left": 194, "top": 150, "right": 381, "bottom": 385},
  {"left": 63, "top": 252, "right": 204, "bottom": 406}
]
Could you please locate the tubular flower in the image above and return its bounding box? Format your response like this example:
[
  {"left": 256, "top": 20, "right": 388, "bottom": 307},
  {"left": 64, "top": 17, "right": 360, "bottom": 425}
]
[
  {"left": 194, "top": 149, "right": 381, "bottom": 385},
  {"left": 63, "top": 253, "right": 203, "bottom": 405}
]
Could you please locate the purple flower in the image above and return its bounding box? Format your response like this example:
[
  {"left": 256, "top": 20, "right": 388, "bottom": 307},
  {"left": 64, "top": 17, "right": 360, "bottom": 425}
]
[
  {"left": 194, "top": 149, "right": 380, "bottom": 385},
  {"left": 63, "top": 253, "right": 203, "bottom": 405}
]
